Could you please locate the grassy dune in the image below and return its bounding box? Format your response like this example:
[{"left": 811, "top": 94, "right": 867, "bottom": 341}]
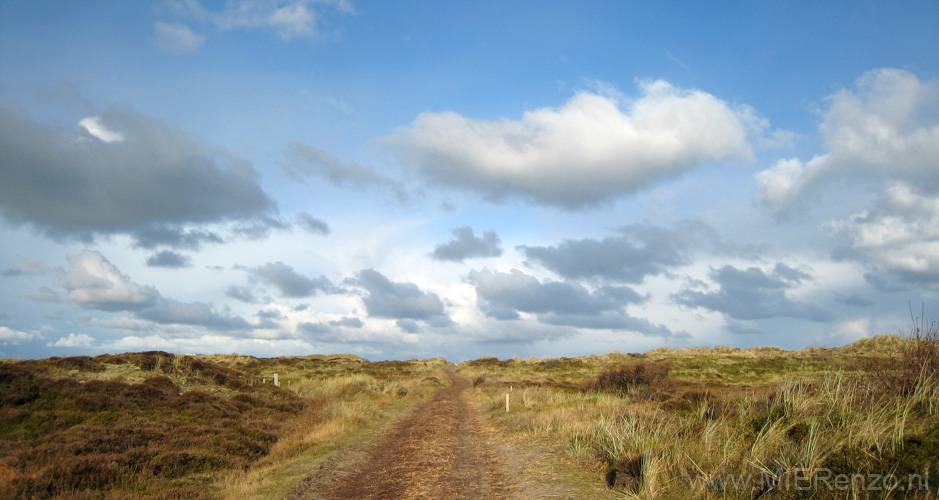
[
  {"left": 0, "top": 352, "right": 449, "bottom": 499},
  {"left": 459, "top": 335, "right": 939, "bottom": 499}
]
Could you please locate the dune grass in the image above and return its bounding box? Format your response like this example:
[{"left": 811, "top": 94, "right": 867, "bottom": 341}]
[{"left": 460, "top": 334, "right": 939, "bottom": 499}]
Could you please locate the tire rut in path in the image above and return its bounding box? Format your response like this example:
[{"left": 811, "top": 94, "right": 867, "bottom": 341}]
[{"left": 322, "top": 371, "right": 517, "bottom": 500}]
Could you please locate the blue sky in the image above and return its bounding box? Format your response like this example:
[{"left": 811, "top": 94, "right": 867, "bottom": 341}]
[{"left": 1, "top": 1, "right": 938, "bottom": 360}]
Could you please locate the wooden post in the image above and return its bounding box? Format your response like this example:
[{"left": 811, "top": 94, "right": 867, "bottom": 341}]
[
  {"left": 506, "top": 393, "right": 510, "bottom": 413},
  {"left": 273, "top": 373, "right": 280, "bottom": 387}
]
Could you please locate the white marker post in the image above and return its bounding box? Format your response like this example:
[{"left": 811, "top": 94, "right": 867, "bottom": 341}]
[{"left": 506, "top": 393, "right": 510, "bottom": 413}]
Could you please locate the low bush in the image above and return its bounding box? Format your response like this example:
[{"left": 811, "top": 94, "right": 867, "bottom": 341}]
[
  {"left": 899, "top": 310, "right": 939, "bottom": 384},
  {"left": 143, "top": 376, "right": 180, "bottom": 395},
  {"left": 874, "top": 306, "right": 939, "bottom": 395},
  {"left": 465, "top": 356, "right": 511, "bottom": 367},
  {"left": 52, "top": 356, "right": 105, "bottom": 373},
  {"left": 591, "top": 361, "right": 671, "bottom": 394}
]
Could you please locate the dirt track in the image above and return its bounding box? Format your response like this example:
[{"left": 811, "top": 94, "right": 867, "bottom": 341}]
[
  {"left": 308, "top": 371, "right": 518, "bottom": 499},
  {"left": 290, "top": 370, "right": 614, "bottom": 500}
]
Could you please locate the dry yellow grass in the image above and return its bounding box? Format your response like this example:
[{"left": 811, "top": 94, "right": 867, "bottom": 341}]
[{"left": 459, "top": 336, "right": 939, "bottom": 499}]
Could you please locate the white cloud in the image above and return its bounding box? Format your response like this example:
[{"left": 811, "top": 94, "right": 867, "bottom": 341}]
[
  {"left": 388, "top": 80, "right": 756, "bottom": 208},
  {"left": 758, "top": 69, "right": 939, "bottom": 287},
  {"left": 756, "top": 157, "right": 822, "bottom": 207},
  {"left": 672, "top": 263, "right": 831, "bottom": 322},
  {"left": 60, "top": 250, "right": 253, "bottom": 331},
  {"left": 724, "top": 318, "right": 763, "bottom": 335},
  {"left": 353, "top": 269, "right": 452, "bottom": 325},
  {"left": 153, "top": 21, "right": 206, "bottom": 52},
  {"left": 98, "top": 334, "right": 318, "bottom": 356},
  {"left": 828, "top": 182, "right": 939, "bottom": 284},
  {"left": 78, "top": 116, "right": 124, "bottom": 143},
  {"left": 268, "top": 4, "right": 316, "bottom": 39},
  {"left": 48, "top": 333, "right": 95, "bottom": 347},
  {"left": 430, "top": 227, "right": 502, "bottom": 262},
  {"left": 3, "top": 257, "right": 49, "bottom": 276},
  {"left": 466, "top": 268, "right": 684, "bottom": 337},
  {"left": 757, "top": 69, "right": 939, "bottom": 208},
  {"left": 283, "top": 142, "right": 411, "bottom": 203},
  {"left": 833, "top": 318, "right": 872, "bottom": 344},
  {"left": 249, "top": 261, "right": 335, "bottom": 298},
  {"left": 61, "top": 251, "right": 157, "bottom": 310},
  {"left": 0, "top": 326, "right": 41, "bottom": 345},
  {"left": 519, "top": 220, "right": 750, "bottom": 283},
  {"left": 89, "top": 317, "right": 157, "bottom": 332},
  {"left": 167, "top": 0, "right": 354, "bottom": 42},
  {"left": 99, "top": 334, "right": 182, "bottom": 351},
  {"left": 295, "top": 213, "right": 330, "bottom": 235}
]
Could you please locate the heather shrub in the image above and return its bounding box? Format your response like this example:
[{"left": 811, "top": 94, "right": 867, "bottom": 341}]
[
  {"left": 898, "top": 310, "right": 939, "bottom": 387},
  {"left": 1, "top": 352, "right": 449, "bottom": 499},
  {"left": 0, "top": 354, "right": 314, "bottom": 499},
  {"left": 52, "top": 356, "right": 105, "bottom": 373},
  {"left": 592, "top": 361, "right": 671, "bottom": 394},
  {"left": 873, "top": 306, "right": 939, "bottom": 395},
  {"left": 466, "top": 356, "right": 511, "bottom": 367}
]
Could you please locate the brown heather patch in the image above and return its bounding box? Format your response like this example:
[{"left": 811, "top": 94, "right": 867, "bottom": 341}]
[
  {"left": 0, "top": 355, "right": 303, "bottom": 499},
  {"left": 465, "top": 356, "right": 513, "bottom": 368},
  {"left": 590, "top": 360, "right": 672, "bottom": 394},
  {"left": 0, "top": 352, "right": 450, "bottom": 499}
]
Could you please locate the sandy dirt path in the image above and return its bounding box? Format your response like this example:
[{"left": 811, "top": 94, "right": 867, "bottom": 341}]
[{"left": 299, "top": 371, "right": 518, "bottom": 500}]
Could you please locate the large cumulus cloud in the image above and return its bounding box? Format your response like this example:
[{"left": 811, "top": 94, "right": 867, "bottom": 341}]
[
  {"left": 0, "top": 107, "right": 276, "bottom": 244},
  {"left": 387, "top": 80, "right": 757, "bottom": 208},
  {"left": 757, "top": 69, "right": 939, "bottom": 207}
]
